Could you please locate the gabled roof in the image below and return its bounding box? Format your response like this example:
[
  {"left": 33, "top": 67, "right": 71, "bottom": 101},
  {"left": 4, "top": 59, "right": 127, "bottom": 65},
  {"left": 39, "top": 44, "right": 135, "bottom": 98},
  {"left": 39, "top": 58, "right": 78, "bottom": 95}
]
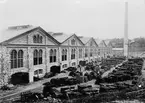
[
  {"left": 0, "top": 25, "right": 37, "bottom": 44},
  {"left": 0, "top": 25, "right": 60, "bottom": 45},
  {"left": 94, "top": 39, "right": 107, "bottom": 47},
  {"left": 94, "top": 39, "right": 102, "bottom": 45},
  {"left": 52, "top": 32, "right": 73, "bottom": 43},
  {"left": 92, "top": 38, "right": 99, "bottom": 47},
  {"left": 79, "top": 36, "right": 92, "bottom": 44},
  {"left": 52, "top": 33, "right": 84, "bottom": 45},
  {"left": 104, "top": 39, "right": 113, "bottom": 47}
]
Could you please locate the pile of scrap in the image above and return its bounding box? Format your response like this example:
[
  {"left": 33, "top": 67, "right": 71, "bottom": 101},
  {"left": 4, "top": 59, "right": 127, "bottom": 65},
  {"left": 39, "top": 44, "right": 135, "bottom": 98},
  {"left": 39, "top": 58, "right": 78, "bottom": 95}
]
[
  {"left": 98, "top": 58, "right": 143, "bottom": 94},
  {"left": 99, "top": 58, "right": 125, "bottom": 72},
  {"left": 50, "top": 77, "right": 80, "bottom": 87},
  {"left": 42, "top": 79, "right": 100, "bottom": 100},
  {"left": 102, "top": 58, "right": 143, "bottom": 84}
]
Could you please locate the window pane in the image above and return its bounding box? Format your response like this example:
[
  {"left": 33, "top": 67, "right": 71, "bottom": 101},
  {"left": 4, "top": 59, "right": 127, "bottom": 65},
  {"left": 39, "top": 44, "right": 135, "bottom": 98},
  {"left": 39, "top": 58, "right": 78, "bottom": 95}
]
[
  {"left": 62, "top": 55, "right": 64, "bottom": 61},
  {"left": 11, "top": 60, "right": 14, "bottom": 69},
  {"left": 39, "top": 57, "right": 42, "bottom": 64},
  {"left": 50, "top": 56, "right": 53, "bottom": 63},
  {"left": 14, "top": 59, "right": 17, "bottom": 68},
  {"left": 54, "top": 56, "right": 56, "bottom": 62},
  {"left": 34, "top": 58, "right": 37, "bottom": 65},
  {"left": 65, "top": 55, "right": 67, "bottom": 60}
]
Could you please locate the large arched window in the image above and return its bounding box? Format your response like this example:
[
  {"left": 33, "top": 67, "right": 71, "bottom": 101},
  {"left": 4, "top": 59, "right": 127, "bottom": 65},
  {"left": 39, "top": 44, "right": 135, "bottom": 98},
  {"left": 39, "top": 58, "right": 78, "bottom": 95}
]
[
  {"left": 18, "top": 50, "right": 23, "bottom": 68},
  {"left": 34, "top": 49, "right": 38, "bottom": 65},
  {"left": 74, "top": 49, "right": 76, "bottom": 59},
  {"left": 50, "top": 49, "right": 53, "bottom": 63},
  {"left": 90, "top": 49, "right": 93, "bottom": 57},
  {"left": 71, "top": 49, "right": 75, "bottom": 59},
  {"left": 85, "top": 48, "right": 88, "bottom": 57},
  {"left": 33, "top": 49, "right": 43, "bottom": 65},
  {"left": 64, "top": 49, "right": 67, "bottom": 60},
  {"left": 11, "top": 50, "right": 17, "bottom": 69},
  {"left": 54, "top": 49, "right": 57, "bottom": 62},
  {"left": 79, "top": 49, "right": 83, "bottom": 58},
  {"left": 62, "top": 49, "right": 65, "bottom": 61},
  {"left": 71, "top": 49, "right": 73, "bottom": 59},
  {"left": 62, "top": 49, "right": 67, "bottom": 61},
  {"left": 39, "top": 50, "right": 43, "bottom": 64},
  {"left": 50, "top": 49, "right": 57, "bottom": 63},
  {"left": 11, "top": 50, "right": 24, "bottom": 69}
]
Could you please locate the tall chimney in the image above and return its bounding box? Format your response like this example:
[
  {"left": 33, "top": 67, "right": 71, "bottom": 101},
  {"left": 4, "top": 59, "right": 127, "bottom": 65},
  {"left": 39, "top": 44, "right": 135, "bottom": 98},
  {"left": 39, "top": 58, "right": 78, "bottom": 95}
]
[{"left": 124, "top": 1, "right": 128, "bottom": 58}]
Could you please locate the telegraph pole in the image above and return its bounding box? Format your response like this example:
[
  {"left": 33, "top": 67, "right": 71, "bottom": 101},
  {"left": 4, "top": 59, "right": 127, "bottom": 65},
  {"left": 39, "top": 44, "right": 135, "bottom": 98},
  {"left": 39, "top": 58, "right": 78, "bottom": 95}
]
[{"left": 124, "top": 1, "right": 129, "bottom": 58}]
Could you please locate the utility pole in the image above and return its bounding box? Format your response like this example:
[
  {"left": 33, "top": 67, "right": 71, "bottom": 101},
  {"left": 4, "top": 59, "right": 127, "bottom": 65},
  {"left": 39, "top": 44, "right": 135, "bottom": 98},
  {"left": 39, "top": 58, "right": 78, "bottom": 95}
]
[{"left": 124, "top": 1, "right": 129, "bottom": 58}]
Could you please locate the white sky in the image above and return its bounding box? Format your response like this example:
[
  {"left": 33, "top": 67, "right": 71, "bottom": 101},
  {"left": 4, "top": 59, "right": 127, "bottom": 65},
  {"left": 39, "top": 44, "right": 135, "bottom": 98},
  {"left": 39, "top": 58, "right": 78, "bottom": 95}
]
[{"left": 0, "top": 0, "right": 145, "bottom": 39}]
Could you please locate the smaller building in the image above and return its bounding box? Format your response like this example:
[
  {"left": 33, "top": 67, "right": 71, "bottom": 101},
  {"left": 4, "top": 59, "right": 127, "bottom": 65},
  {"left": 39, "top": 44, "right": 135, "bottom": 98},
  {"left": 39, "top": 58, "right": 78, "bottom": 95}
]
[{"left": 128, "top": 41, "right": 145, "bottom": 57}]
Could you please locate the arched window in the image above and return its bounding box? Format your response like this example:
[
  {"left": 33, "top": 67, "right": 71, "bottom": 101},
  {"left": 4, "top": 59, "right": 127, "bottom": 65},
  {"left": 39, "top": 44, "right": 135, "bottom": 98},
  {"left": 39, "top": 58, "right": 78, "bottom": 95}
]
[
  {"left": 54, "top": 49, "right": 57, "bottom": 62},
  {"left": 85, "top": 48, "right": 88, "bottom": 57},
  {"left": 33, "top": 34, "right": 43, "bottom": 43},
  {"left": 74, "top": 49, "right": 76, "bottom": 59},
  {"left": 62, "top": 49, "right": 65, "bottom": 61},
  {"left": 39, "top": 49, "right": 43, "bottom": 64},
  {"left": 64, "top": 49, "right": 67, "bottom": 60},
  {"left": 71, "top": 49, "right": 75, "bottom": 59},
  {"left": 90, "top": 49, "right": 93, "bottom": 57},
  {"left": 71, "top": 49, "right": 73, "bottom": 59},
  {"left": 79, "top": 49, "right": 82, "bottom": 58},
  {"left": 11, "top": 50, "right": 17, "bottom": 69},
  {"left": 62, "top": 49, "right": 67, "bottom": 61},
  {"left": 50, "top": 49, "right": 53, "bottom": 63},
  {"left": 33, "top": 35, "right": 37, "bottom": 43},
  {"left": 34, "top": 49, "right": 38, "bottom": 65},
  {"left": 40, "top": 36, "right": 43, "bottom": 43},
  {"left": 18, "top": 50, "right": 23, "bottom": 68},
  {"left": 37, "top": 35, "right": 40, "bottom": 43},
  {"left": 71, "top": 39, "right": 76, "bottom": 45}
]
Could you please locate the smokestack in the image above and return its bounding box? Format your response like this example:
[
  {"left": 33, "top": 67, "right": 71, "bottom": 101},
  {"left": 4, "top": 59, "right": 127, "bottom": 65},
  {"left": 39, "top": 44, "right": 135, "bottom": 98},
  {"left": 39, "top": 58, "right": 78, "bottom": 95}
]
[{"left": 124, "top": 1, "right": 128, "bottom": 58}]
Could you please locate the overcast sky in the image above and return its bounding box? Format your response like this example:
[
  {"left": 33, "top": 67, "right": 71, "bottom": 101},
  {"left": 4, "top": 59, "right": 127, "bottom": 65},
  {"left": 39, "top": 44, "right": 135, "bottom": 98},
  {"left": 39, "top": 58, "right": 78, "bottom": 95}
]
[{"left": 0, "top": 0, "right": 145, "bottom": 39}]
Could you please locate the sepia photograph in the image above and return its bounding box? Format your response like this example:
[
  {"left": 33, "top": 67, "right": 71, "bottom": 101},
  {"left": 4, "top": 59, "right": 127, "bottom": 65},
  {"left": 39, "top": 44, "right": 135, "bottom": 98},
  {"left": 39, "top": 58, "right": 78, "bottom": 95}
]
[{"left": 0, "top": 0, "right": 145, "bottom": 102}]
